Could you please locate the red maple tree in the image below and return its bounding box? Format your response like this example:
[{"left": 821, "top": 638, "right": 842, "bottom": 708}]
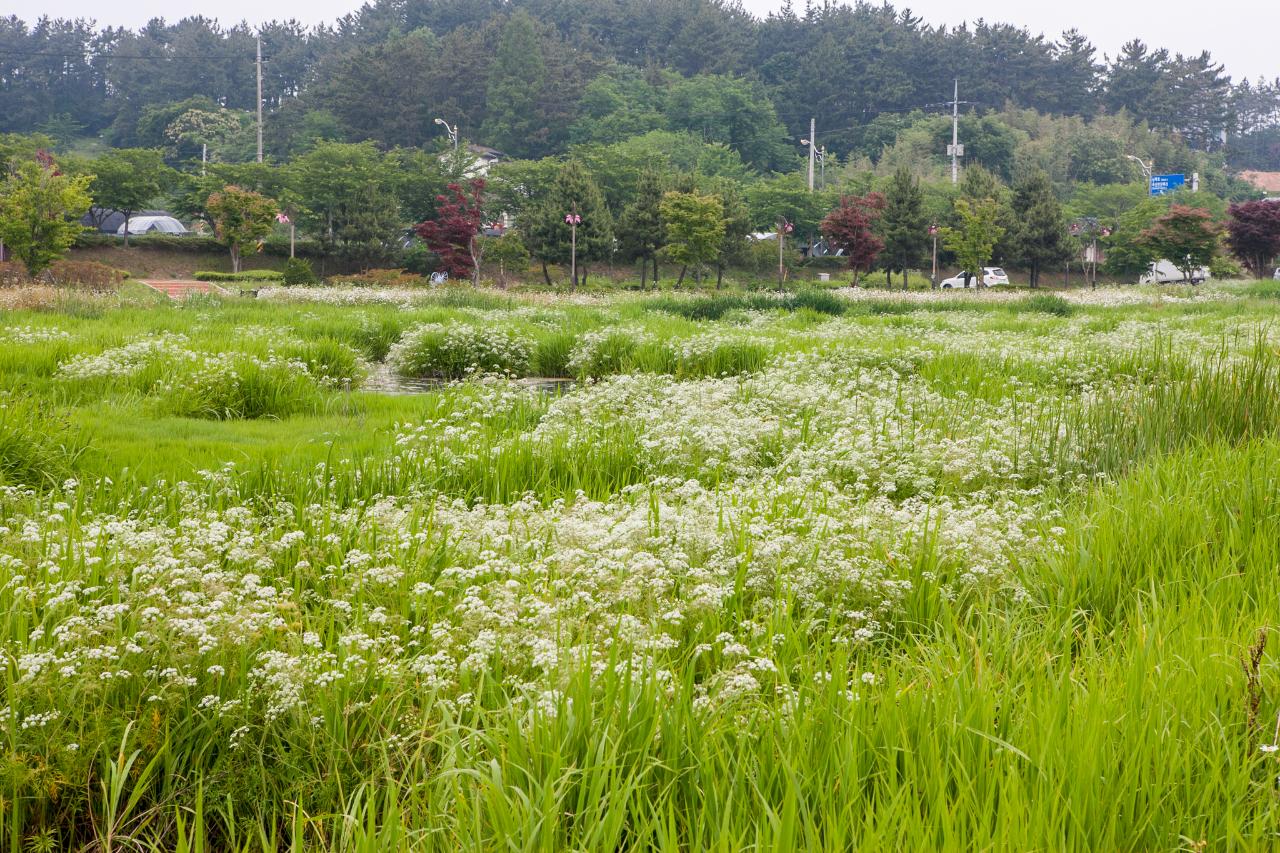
[
  {"left": 415, "top": 179, "right": 487, "bottom": 281},
  {"left": 820, "top": 192, "right": 886, "bottom": 286},
  {"left": 1226, "top": 200, "right": 1280, "bottom": 279}
]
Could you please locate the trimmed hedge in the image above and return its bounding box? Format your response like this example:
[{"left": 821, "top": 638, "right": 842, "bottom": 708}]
[
  {"left": 193, "top": 270, "right": 284, "bottom": 282},
  {"left": 73, "top": 232, "right": 327, "bottom": 258}
]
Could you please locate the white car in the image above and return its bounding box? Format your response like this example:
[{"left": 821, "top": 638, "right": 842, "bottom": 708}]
[
  {"left": 940, "top": 267, "right": 1009, "bottom": 288},
  {"left": 1273, "top": 267, "right": 1280, "bottom": 280}
]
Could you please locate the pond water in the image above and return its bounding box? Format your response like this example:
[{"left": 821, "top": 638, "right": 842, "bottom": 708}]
[{"left": 362, "top": 362, "right": 575, "bottom": 396}]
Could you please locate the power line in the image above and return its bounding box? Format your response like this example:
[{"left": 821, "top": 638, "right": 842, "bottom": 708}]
[{"left": 0, "top": 49, "right": 268, "bottom": 60}]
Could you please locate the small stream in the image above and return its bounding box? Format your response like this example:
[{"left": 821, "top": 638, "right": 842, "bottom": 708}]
[{"left": 362, "top": 362, "right": 576, "bottom": 396}]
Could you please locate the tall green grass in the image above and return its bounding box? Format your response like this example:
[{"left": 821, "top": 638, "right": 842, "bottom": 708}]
[
  {"left": 0, "top": 393, "right": 84, "bottom": 486},
  {"left": 5, "top": 285, "right": 1280, "bottom": 851}
]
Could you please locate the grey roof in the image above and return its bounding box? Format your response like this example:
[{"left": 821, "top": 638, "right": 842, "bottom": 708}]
[
  {"left": 116, "top": 215, "right": 188, "bottom": 236},
  {"left": 82, "top": 208, "right": 170, "bottom": 233}
]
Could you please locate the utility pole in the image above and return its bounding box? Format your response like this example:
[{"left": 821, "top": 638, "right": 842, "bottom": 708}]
[
  {"left": 255, "top": 37, "right": 264, "bottom": 163},
  {"left": 807, "top": 117, "right": 816, "bottom": 192},
  {"left": 949, "top": 79, "right": 961, "bottom": 185}
]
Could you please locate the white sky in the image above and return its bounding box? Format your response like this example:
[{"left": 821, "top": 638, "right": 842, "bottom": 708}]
[{"left": 5, "top": 0, "right": 1277, "bottom": 83}]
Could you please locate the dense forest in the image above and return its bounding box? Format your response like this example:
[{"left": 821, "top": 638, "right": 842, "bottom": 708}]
[{"left": 2, "top": 0, "right": 1279, "bottom": 170}]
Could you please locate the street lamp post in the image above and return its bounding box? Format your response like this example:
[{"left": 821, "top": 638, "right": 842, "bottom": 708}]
[
  {"left": 565, "top": 208, "right": 582, "bottom": 288},
  {"left": 1126, "top": 154, "right": 1153, "bottom": 184},
  {"left": 277, "top": 211, "right": 294, "bottom": 258},
  {"left": 929, "top": 224, "right": 939, "bottom": 289},
  {"left": 777, "top": 218, "right": 793, "bottom": 291},
  {"left": 435, "top": 118, "right": 459, "bottom": 151}
]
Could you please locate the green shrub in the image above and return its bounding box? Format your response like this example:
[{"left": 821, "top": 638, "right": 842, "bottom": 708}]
[
  {"left": 43, "top": 260, "right": 130, "bottom": 292},
  {"left": 193, "top": 270, "right": 284, "bottom": 282},
  {"left": 329, "top": 269, "right": 427, "bottom": 288},
  {"left": 281, "top": 257, "right": 318, "bottom": 286},
  {"left": 1208, "top": 255, "right": 1243, "bottom": 279}
]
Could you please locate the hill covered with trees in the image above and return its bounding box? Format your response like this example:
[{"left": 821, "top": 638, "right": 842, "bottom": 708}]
[{"left": 2, "top": 0, "right": 1278, "bottom": 170}]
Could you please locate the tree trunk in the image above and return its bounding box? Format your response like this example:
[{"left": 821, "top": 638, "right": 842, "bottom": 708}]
[
  {"left": 903, "top": 269, "right": 909, "bottom": 290},
  {"left": 581, "top": 266, "right": 588, "bottom": 288},
  {"left": 716, "top": 263, "right": 724, "bottom": 289},
  {"left": 652, "top": 257, "right": 659, "bottom": 287},
  {"left": 231, "top": 245, "right": 241, "bottom": 274},
  {"left": 122, "top": 210, "right": 132, "bottom": 248},
  {"left": 676, "top": 265, "right": 687, "bottom": 287},
  {"left": 639, "top": 257, "right": 648, "bottom": 289},
  {"left": 886, "top": 269, "right": 891, "bottom": 288},
  {"left": 541, "top": 261, "right": 552, "bottom": 286}
]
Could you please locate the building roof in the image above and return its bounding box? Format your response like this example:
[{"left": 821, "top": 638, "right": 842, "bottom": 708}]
[
  {"left": 116, "top": 215, "right": 188, "bottom": 236},
  {"left": 467, "top": 144, "right": 505, "bottom": 161},
  {"left": 1238, "top": 171, "right": 1280, "bottom": 194},
  {"left": 81, "top": 208, "right": 171, "bottom": 233}
]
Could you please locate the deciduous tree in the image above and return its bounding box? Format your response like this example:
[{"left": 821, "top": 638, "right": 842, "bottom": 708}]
[
  {"left": 0, "top": 155, "right": 92, "bottom": 275},
  {"left": 1225, "top": 200, "right": 1280, "bottom": 279},
  {"left": 1138, "top": 204, "right": 1220, "bottom": 283},
  {"left": 659, "top": 191, "right": 725, "bottom": 287},
  {"left": 820, "top": 193, "right": 885, "bottom": 286},
  {"left": 415, "top": 179, "right": 487, "bottom": 284},
  {"left": 86, "top": 148, "right": 174, "bottom": 246},
  {"left": 941, "top": 198, "right": 1005, "bottom": 286},
  {"left": 479, "top": 231, "right": 529, "bottom": 289},
  {"left": 206, "top": 185, "right": 278, "bottom": 273}
]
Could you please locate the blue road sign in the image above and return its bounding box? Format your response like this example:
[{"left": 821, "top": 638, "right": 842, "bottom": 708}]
[{"left": 1150, "top": 174, "right": 1186, "bottom": 196}]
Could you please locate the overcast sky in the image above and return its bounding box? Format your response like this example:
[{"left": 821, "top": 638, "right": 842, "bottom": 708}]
[{"left": 6, "top": 0, "right": 1277, "bottom": 82}]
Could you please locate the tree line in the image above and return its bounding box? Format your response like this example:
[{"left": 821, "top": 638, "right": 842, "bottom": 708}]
[
  {"left": 3, "top": 1, "right": 1279, "bottom": 170},
  {"left": 5, "top": 133, "right": 1278, "bottom": 290}
]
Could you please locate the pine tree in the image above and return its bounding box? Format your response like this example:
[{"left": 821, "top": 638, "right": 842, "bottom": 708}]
[
  {"left": 482, "top": 11, "right": 547, "bottom": 158},
  {"left": 616, "top": 169, "right": 665, "bottom": 288},
  {"left": 522, "top": 160, "right": 613, "bottom": 287},
  {"left": 714, "top": 181, "right": 752, "bottom": 288},
  {"left": 1009, "top": 169, "right": 1069, "bottom": 287},
  {"left": 878, "top": 167, "right": 928, "bottom": 289}
]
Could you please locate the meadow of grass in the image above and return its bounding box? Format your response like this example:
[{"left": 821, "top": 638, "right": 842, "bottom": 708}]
[{"left": 1, "top": 281, "right": 1279, "bottom": 851}]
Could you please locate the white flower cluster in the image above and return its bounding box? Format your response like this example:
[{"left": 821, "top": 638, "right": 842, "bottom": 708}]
[
  {"left": 389, "top": 322, "right": 535, "bottom": 378},
  {"left": 0, "top": 325, "right": 73, "bottom": 344}
]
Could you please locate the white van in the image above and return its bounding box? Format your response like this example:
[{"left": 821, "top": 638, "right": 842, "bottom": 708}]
[{"left": 1139, "top": 259, "right": 1209, "bottom": 285}]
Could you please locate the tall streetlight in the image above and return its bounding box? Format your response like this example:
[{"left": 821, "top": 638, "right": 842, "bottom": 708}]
[
  {"left": 1126, "top": 155, "right": 1153, "bottom": 183},
  {"left": 801, "top": 139, "right": 828, "bottom": 189},
  {"left": 565, "top": 208, "right": 581, "bottom": 288},
  {"left": 435, "top": 118, "right": 459, "bottom": 151}
]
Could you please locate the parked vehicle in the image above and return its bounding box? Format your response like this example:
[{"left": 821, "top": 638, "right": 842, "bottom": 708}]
[
  {"left": 940, "top": 267, "right": 1009, "bottom": 288},
  {"left": 1273, "top": 267, "right": 1280, "bottom": 280},
  {"left": 1139, "top": 259, "right": 1209, "bottom": 285}
]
